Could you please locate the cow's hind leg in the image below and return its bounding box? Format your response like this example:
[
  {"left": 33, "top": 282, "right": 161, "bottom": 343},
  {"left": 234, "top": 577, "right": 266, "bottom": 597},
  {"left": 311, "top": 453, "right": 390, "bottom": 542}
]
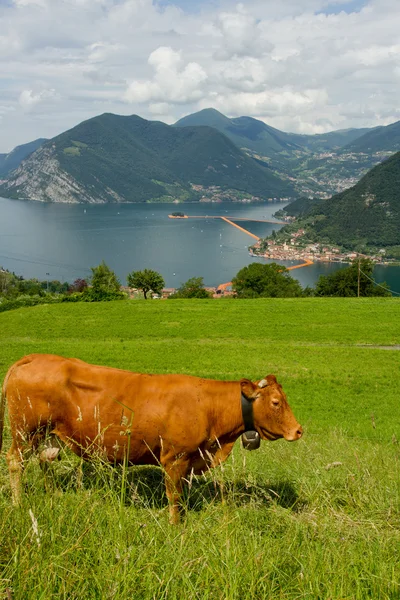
[
  {"left": 6, "top": 441, "right": 27, "bottom": 505},
  {"left": 7, "top": 429, "right": 51, "bottom": 504},
  {"left": 161, "top": 450, "right": 191, "bottom": 525}
]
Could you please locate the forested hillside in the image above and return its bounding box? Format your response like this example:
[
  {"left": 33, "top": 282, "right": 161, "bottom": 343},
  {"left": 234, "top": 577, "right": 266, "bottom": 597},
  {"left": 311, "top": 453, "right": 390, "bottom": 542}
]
[
  {"left": 343, "top": 119, "right": 400, "bottom": 153},
  {"left": 174, "top": 108, "right": 372, "bottom": 156},
  {"left": 175, "top": 108, "right": 392, "bottom": 196},
  {"left": 0, "top": 113, "right": 294, "bottom": 203},
  {"left": 0, "top": 138, "right": 46, "bottom": 177},
  {"left": 281, "top": 151, "right": 400, "bottom": 251}
]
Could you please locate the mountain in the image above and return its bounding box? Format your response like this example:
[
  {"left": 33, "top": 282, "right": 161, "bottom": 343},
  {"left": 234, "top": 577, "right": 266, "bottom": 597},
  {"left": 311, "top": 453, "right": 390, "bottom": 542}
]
[
  {"left": 276, "top": 196, "right": 326, "bottom": 218},
  {"left": 174, "top": 109, "right": 385, "bottom": 196},
  {"left": 0, "top": 139, "right": 46, "bottom": 177},
  {"left": 294, "top": 120, "right": 400, "bottom": 197},
  {"left": 0, "top": 113, "right": 294, "bottom": 203},
  {"left": 296, "top": 127, "right": 375, "bottom": 153},
  {"left": 285, "top": 151, "right": 400, "bottom": 250},
  {"left": 174, "top": 108, "right": 373, "bottom": 156},
  {"left": 175, "top": 108, "right": 303, "bottom": 157},
  {"left": 342, "top": 119, "right": 400, "bottom": 153}
]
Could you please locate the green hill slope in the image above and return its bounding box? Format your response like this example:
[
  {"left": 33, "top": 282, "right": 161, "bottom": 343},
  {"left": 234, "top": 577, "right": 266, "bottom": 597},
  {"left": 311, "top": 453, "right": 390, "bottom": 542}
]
[
  {"left": 0, "top": 298, "right": 399, "bottom": 437},
  {"left": 0, "top": 138, "right": 46, "bottom": 177},
  {"left": 0, "top": 113, "right": 294, "bottom": 203},
  {"left": 296, "top": 127, "right": 375, "bottom": 152},
  {"left": 343, "top": 119, "right": 400, "bottom": 153},
  {"left": 174, "top": 109, "right": 383, "bottom": 196},
  {"left": 174, "top": 108, "right": 372, "bottom": 157},
  {"left": 286, "top": 151, "right": 400, "bottom": 250},
  {"left": 0, "top": 298, "right": 399, "bottom": 599},
  {"left": 175, "top": 108, "right": 302, "bottom": 156}
]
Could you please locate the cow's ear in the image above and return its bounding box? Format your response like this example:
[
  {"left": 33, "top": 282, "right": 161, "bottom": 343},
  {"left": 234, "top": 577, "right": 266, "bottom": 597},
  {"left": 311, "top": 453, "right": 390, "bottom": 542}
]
[
  {"left": 240, "top": 379, "right": 259, "bottom": 400},
  {"left": 266, "top": 374, "right": 277, "bottom": 385}
]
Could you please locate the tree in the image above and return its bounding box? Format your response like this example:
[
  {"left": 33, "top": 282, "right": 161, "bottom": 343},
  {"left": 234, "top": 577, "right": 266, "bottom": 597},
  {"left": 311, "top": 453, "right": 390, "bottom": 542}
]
[
  {"left": 127, "top": 269, "right": 165, "bottom": 299},
  {"left": 91, "top": 261, "right": 121, "bottom": 293},
  {"left": 87, "top": 261, "right": 125, "bottom": 301},
  {"left": 232, "top": 262, "right": 304, "bottom": 298},
  {"left": 0, "top": 269, "right": 17, "bottom": 297},
  {"left": 169, "top": 277, "right": 212, "bottom": 299},
  {"left": 68, "top": 278, "right": 88, "bottom": 293},
  {"left": 15, "top": 278, "right": 45, "bottom": 297},
  {"left": 315, "top": 258, "right": 391, "bottom": 297},
  {"left": 41, "top": 280, "right": 70, "bottom": 294}
]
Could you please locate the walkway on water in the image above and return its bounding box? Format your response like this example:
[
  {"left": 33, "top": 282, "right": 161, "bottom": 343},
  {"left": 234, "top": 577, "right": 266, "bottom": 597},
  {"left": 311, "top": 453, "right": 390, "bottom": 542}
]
[
  {"left": 213, "top": 216, "right": 313, "bottom": 291},
  {"left": 184, "top": 215, "right": 286, "bottom": 225},
  {"left": 217, "top": 258, "right": 314, "bottom": 293},
  {"left": 167, "top": 214, "right": 312, "bottom": 292}
]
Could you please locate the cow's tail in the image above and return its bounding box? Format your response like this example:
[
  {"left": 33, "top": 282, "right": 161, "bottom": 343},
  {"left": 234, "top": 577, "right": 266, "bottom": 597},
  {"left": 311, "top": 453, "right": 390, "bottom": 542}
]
[{"left": 0, "top": 363, "right": 16, "bottom": 453}]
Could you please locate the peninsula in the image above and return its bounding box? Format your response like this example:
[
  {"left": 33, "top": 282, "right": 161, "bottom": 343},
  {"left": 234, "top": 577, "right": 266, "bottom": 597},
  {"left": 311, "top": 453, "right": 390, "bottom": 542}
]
[
  {"left": 250, "top": 230, "right": 389, "bottom": 265},
  {"left": 252, "top": 150, "right": 400, "bottom": 265}
]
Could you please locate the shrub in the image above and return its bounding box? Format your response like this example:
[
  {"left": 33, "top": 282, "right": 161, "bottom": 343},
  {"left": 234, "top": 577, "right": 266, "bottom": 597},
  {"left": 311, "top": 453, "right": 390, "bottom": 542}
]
[{"left": 0, "top": 294, "right": 62, "bottom": 313}]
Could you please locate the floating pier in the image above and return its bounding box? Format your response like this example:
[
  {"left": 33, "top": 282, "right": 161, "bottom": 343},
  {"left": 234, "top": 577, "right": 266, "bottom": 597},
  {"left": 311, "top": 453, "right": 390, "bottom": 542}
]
[{"left": 168, "top": 213, "right": 312, "bottom": 292}]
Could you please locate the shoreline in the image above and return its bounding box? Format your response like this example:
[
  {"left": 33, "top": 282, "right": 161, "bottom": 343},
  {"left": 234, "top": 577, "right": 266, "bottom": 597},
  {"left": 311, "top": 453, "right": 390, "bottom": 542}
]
[{"left": 249, "top": 250, "right": 399, "bottom": 267}]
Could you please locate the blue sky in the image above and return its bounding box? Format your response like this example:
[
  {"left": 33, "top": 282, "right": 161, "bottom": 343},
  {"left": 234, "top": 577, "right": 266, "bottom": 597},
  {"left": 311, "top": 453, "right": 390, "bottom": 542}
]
[
  {"left": 320, "top": 0, "right": 367, "bottom": 14},
  {"left": 157, "top": 0, "right": 368, "bottom": 15},
  {"left": 157, "top": 0, "right": 218, "bottom": 11},
  {"left": 0, "top": 0, "right": 369, "bottom": 11}
]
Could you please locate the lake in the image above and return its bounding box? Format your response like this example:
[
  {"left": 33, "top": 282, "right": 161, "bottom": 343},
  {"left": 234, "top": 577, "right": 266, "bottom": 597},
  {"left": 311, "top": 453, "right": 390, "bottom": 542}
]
[{"left": 0, "top": 196, "right": 399, "bottom": 294}]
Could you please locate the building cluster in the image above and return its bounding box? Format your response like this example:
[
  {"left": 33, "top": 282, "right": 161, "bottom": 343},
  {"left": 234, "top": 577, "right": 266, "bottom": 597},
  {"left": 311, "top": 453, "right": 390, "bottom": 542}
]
[
  {"left": 190, "top": 183, "right": 290, "bottom": 204},
  {"left": 291, "top": 150, "right": 396, "bottom": 197},
  {"left": 251, "top": 229, "right": 388, "bottom": 265},
  {"left": 121, "top": 286, "right": 234, "bottom": 300}
]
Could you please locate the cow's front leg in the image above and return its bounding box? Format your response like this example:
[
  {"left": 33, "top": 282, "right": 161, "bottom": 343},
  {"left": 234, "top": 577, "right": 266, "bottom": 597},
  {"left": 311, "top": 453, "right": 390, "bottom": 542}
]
[
  {"left": 161, "top": 450, "right": 191, "bottom": 525},
  {"left": 210, "top": 442, "right": 235, "bottom": 505},
  {"left": 210, "top": 442, "right": 235, "bottom": 469}
]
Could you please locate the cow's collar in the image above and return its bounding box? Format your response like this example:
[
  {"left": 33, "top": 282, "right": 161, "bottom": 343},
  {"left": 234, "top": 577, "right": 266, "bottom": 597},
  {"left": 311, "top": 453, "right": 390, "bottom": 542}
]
[
  {"left": 241, "top": 391, "right": 261, "bottom": 451},
  {"left": 241, "top": 391, "right": 255, "bottom": 432}
]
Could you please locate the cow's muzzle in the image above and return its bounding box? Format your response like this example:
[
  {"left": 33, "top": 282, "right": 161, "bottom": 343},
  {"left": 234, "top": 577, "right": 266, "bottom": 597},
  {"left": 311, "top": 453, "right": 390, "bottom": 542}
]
[{"left": 284, "top": 426, "right": 303, "bottom": 442}]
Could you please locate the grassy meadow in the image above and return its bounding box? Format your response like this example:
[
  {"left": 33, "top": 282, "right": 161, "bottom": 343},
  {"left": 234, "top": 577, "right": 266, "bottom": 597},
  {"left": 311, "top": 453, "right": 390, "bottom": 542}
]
[{"left": 0, "top": 298, "right": 399, "bottom": 599}]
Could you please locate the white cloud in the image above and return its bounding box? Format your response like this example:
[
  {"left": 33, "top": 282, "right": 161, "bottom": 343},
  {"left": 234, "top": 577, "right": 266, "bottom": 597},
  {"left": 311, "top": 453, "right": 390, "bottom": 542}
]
[
  {"left": 14, "top": 0, "right": 47, "bottom": 7},
  {"left": 19, "top": 88, "right": 56, "bottom": 110},
  {"left": 0, "top": 0, "right": 400, "bottom": 150},
  {"left": 199, "top": 88, "right": 329, "bottom": 119},
  {"left": 87, "top": 42, "right": 123, "bottom": 64},
  {"left": 0, "top": 31, "right": 22, "bottom": 57},
  {"left": 213, "top": 5, "right": 271, "bottom": 60},
  {"left": 149, "top": 102, "right": 172, "bottom": 115},
  {"left": 125, "top": 47, "right": 207, "bottom": 104}
]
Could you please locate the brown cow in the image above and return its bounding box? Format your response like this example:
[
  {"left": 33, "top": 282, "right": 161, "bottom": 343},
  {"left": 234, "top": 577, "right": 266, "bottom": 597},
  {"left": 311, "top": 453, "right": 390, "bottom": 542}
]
[{"left": 0, "top": 354, "right": 303, "bottom": 523}]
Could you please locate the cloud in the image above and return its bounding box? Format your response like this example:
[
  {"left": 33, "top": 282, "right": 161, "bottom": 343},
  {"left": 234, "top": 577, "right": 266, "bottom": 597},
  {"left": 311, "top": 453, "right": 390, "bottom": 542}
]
[
  {"left": 19, "top": 88, "right": 56, "bottom": 110},
  {"left": 212, "top": 4, "right": 274, "bottom": 61},
  {"left": 0, "top": 0, "right": 400, "bottom": 150},
  {"left": 87, "top": 42, "right": 123, "bottom": 64},
  {"left": 124, "top": 46, "right": 207, "bottom": 104},
  {"left": 148, "top": 102, "right": 172, "bottom": 115},
  {"left": 14, "top": 0, "right": 47, "bottom": 7},
  {"left": 199, "top": 88, "right": 329, "bottom": 119}
]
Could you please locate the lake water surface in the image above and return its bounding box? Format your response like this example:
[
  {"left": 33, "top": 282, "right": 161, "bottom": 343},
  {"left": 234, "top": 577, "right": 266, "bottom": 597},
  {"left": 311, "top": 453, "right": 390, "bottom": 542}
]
[{"left": 0, "top": 196, "right": 399, "bottom": 294}]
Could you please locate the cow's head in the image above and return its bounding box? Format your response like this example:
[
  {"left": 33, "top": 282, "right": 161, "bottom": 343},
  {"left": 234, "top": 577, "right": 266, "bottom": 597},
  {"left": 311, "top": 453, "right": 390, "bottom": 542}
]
[{"left": 240, "top": 375, "right": 303, "bottom": 442}]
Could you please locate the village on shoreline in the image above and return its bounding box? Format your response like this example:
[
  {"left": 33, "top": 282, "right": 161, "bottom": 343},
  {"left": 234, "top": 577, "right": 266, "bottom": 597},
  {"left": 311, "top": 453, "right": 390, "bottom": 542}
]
[{"left": 250, "top": 227, "right": 397, "bottom": 266}]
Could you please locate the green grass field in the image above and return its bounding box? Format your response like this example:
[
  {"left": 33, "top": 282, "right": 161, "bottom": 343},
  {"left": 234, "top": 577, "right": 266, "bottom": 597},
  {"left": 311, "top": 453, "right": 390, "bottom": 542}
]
[{"left": 0, "top": 298, "right": 399, "bottom": 599}]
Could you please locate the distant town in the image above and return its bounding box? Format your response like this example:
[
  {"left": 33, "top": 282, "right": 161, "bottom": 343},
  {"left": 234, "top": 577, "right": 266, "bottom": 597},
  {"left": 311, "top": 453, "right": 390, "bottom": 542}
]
[
  {"left": 250, "top": 227, "right": 392, "bottom": 265},
  {"left": 190, "top": 184, "right": 291, "bottom": 204}
]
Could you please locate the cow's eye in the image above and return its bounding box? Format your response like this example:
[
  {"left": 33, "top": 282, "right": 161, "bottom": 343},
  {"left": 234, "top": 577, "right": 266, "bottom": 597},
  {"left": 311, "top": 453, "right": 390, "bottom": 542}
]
[{"left": 271, "top": 399, "right": 280, "bottom": 407}]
